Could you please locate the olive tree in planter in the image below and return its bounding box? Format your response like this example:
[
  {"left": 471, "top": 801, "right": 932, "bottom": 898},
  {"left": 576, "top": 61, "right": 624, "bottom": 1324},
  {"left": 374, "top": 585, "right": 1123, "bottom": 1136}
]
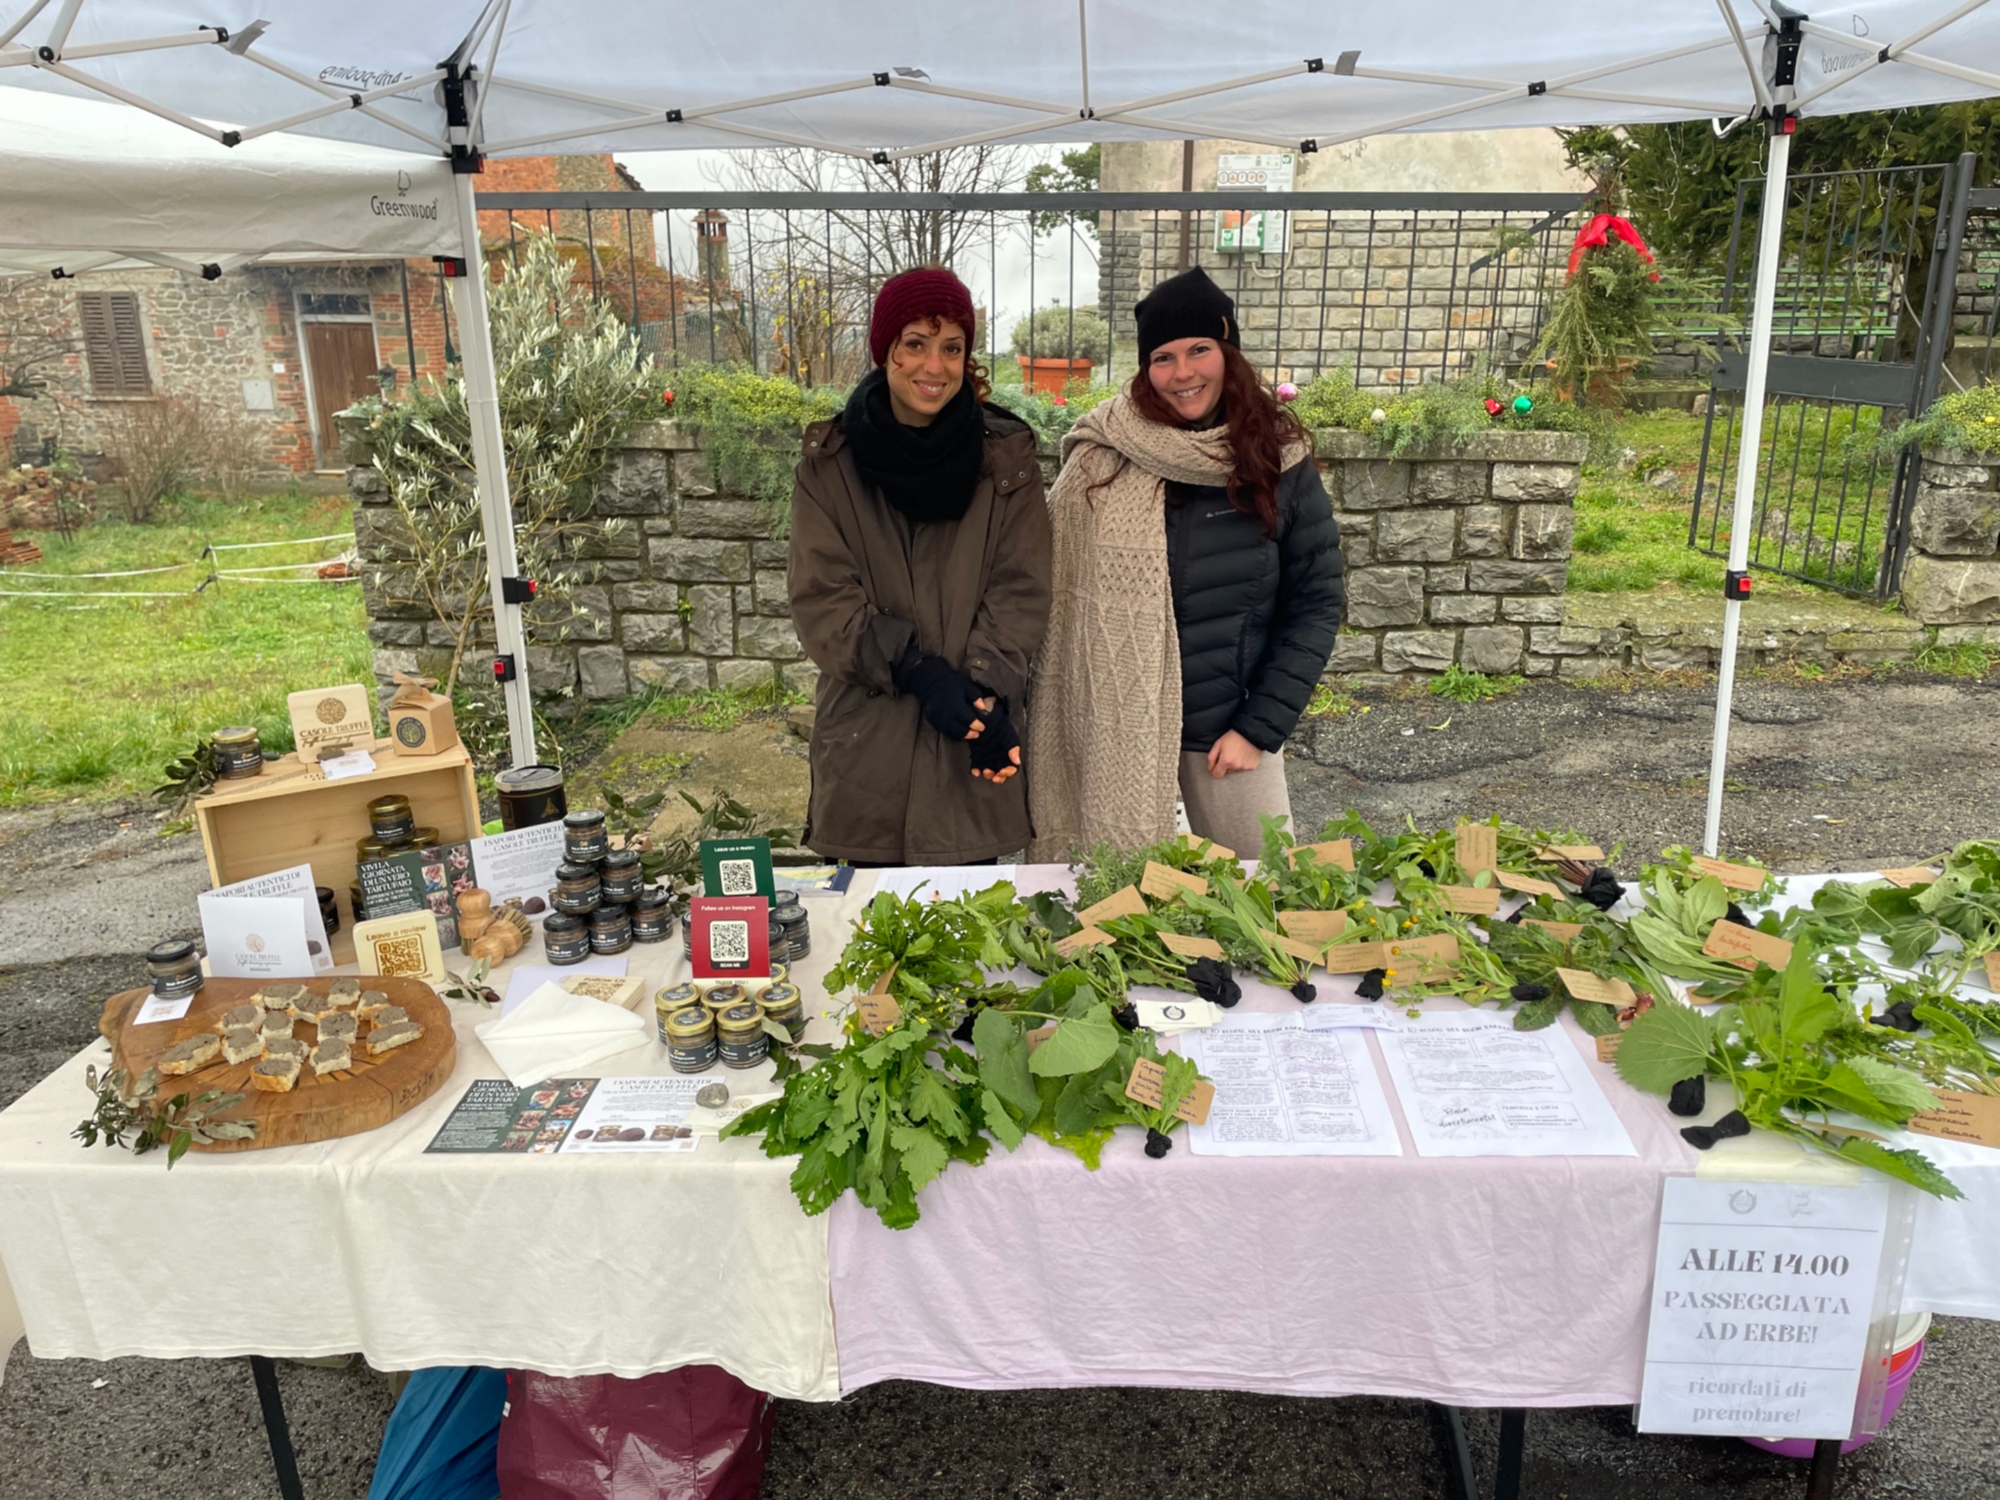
[{"left": 1010, "top": 304, "right": 1110, "bottom": 397}]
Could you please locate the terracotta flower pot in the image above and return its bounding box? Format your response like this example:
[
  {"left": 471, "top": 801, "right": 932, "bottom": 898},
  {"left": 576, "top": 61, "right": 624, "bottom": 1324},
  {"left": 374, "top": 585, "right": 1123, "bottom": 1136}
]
[{"left": 1017, "top": 355, "right": 1094, "bottom": 398}]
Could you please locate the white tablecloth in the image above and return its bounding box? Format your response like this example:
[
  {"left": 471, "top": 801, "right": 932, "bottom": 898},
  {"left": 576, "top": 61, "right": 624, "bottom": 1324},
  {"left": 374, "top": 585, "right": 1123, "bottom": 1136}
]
[{"left": 0, "top": 877, "right": 883, "bottom": 1400}]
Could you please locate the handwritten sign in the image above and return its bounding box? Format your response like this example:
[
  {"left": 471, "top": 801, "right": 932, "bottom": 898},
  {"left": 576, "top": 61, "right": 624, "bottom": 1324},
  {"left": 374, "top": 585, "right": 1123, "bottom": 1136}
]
[
  {"left": 1702, "top": 921, "right": 1795, "bottom": 973},
  {"left": 1141, "top": 861, "right": 1207, "bottom": 903},
  {"left": 1441, "top": 885, "right": 1501, "bottom": 915},
  {"left": 1907, "top": 1088, "right": 2000, "bottom": 1150},
  {"left": 1691, "top": 855, "right": 1770, "bottom": 892},
  {"left": 1877, "top": 867, "right": 1938, "bottom": 889},
  {"left": 1319, "top": 941, "right": 1388, "bottom": 974},
  {"left": 1526, "top": 919, "right": 1585, "bottom": 942},
  {"left": 1159, "top": 931, "right": 1226, "bottom": 961},
  {"left": 856, "top": 967, "right": 900, "bottom": 1035},
  {"left": 1124, "top": 1057, "right": 1215, "bottom": 1125},
  {"left": 1539, "top": 843, "right": 1606, "bottom": 861},
  {"left": 1455, "top": 821, "right": 1498, "bottom": 876},
  {"left": 1638, "top": 1178, "right": 1892, "bottom": 1439},
  {"left": 1557, "top": 967, "right": 1637, "bottom": 1007},
  {"left": 1497, "top": 869, "right": 1566, "bottom": 900},
  {"left": 1595, "top": 1033, "right": 1623, "bottom": 1064},
  {"left": 1289, "top": 839, "right": 1355, "bottom": 871},
  {"left": 1277, "top": 909, "right": 1347, "bottom": 943},
  {"left": 1077, "top": 885, "right": 1148, "bottom": 928},
  {"left": 1272, "top": 933, "right": 1326, "bottom": 964},
  {"left": 1055, "top": 926, "right": 1116, "bottom": 958},
  {"left": 1181, "top": 833, "right": 1235, "bottom": 861},
  {"left": 1383, "top": 933, "right": 1460, "bottom": 980}
]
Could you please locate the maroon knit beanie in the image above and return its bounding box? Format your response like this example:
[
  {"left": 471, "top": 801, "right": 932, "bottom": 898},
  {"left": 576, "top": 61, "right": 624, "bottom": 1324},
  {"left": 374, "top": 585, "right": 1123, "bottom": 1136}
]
[{"left": 868, "top": 267, "right": 977, "bottom": 367}]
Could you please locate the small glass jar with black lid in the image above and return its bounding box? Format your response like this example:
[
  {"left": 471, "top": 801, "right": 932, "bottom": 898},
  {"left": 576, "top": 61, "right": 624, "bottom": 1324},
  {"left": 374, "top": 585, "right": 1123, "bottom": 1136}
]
[
  {"left": 543, "top": 912, "right": 590, "bottom": 965},
  {"left": 145, "top": 939, "right": 203, "bottom": 1000},
  {"left": 212, "top": 725, "right": 263, "bottom": 780},
  {"left": 563, "top": 809, "right": 608, "bottom": 864},
  {"left": 600, "top": 847, "right": 644, "bottom": 902},
  {"left": 630, "top": 886, "right": 674, "bottom": 943},
  {"left": 588, "top": 902, "right": 633, "bottom": 955},
  {"left": 553, "top": 862, "right": 603, "bottom": 916},
  {"left": 367, "top": 794, "right": 417, "bottom": 846},
  {"left": 717, "top": 1003, "right": 771, "bottom": 1069}
]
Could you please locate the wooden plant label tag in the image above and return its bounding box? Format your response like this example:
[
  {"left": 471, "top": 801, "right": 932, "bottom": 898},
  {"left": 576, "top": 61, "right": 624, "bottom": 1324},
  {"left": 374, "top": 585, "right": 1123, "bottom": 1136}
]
[
  {"left": 1877, "top": 866, "right": 1939, "bottom": 888},
  {"left": 1595, "top": 1033, "right": 1623, "bottom": 1064},
  {"left": 1382, "top": 933, "right": 1460, "bottom": 980},
  {"left": 1496, "top": 869, "right": 1565, "bottom": 900},
  {"left": 1701, "top": 920, "right": 1795, "bottom": 972},
  {"left": 1557, "top": 967, "right": 1637, "bottom": 1007},
  {"left": 1181, "top": 833, "right": 1234, "bottom": 861},
  {"left": 1319, "top": 940, "right": 1389, "bottom": 974},
  {"left": 1526, "top": 919, "right": 1584, "bottom": 942},
  {"left": 1124, "top": 1057, "right": 1215, "bottom": 1125},
  {"left": 1055, "top": 926, "right": 1116, "bottom": 958},
  {"left": 1289, "top": 839, "right": 1355, "bottom": 871},
  {"left": 1159, "top": 931, "right": 1226, "bottom": 961},
  {"left": 1455, "top": 821, "right": 1498, "bottom": 875},
  {"left": 1986, "top": 953, "right": 2000, "bottom": 992},
  {"left": 1907, "top": 1088, "right": 2000, "bottom": 1150},
  {"left": 1538, "top": 843, "right": 1605, "bottom": 861},
  {"left": 856, "top": 966, "right": 900, "bottom": 1035},
  {"left": 1278, "top": 909, "right": 1348, "bottom": 943},
  {"left": 1441, "top": 885, "right": 1501, "bottom": 915},
  {"left": 1691, "top": 855, "right": 1769, "bottom": 891},
  {"left": 1272, "top": 933, "right": 1326, "bottom": 964},
  {"left": 1141, "top": 861, "right": 1207, "bottom": 903},
  {"left": 1077, "top": 885, "right": 1149, "bottom": 929},
  {"left": 1023, "top": 1024, "right": 1058, "bottom": 1052}
]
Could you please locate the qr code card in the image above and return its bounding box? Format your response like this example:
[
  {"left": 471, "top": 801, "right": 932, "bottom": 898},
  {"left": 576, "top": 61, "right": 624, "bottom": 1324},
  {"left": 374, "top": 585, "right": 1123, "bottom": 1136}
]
[
  {"left": 718, "top": 858, "right": 757, "bottom": 896},
  {"left": 709, "top": 919, "right": 750, "bottom": 966}
]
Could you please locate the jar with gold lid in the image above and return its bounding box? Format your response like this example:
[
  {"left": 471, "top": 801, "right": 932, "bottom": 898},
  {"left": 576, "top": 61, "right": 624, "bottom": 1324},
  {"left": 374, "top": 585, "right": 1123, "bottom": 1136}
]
[
  {"left": 663, "top": 1006, "right": 719, "bottom": 1073},
  {"left": 757, "top": 982, "right": 805, "bottom": 1040},
  {"left": 213, "top": 725, "right": 263, "bottom": 780},
  {"left": 716, "top": 1003, "right": 770, "bottom": 1069},
  {"left": 367, "top": 793, "right": 416, "bottom": 845}
]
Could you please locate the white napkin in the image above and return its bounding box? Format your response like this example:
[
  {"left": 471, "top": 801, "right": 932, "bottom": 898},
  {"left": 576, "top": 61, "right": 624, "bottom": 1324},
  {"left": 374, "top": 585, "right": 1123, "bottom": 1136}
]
[{"left": 474, "top": 981, "right": 650, "bottom": 1085}]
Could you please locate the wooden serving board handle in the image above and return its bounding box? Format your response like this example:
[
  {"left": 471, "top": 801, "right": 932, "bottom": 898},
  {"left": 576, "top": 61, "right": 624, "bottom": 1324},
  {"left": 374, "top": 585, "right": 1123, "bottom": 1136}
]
[{"left": 99, "top": 987, "right": 146, "bottom": 1042}]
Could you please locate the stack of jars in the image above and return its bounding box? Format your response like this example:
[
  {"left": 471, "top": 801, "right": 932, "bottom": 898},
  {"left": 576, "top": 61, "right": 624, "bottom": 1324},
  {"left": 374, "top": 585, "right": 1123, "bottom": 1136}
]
[
  {"left": 543, "top": 808, "right": 677, "bottom": 966},
  {"left": 654, "top": 970, "right": 806, "bottom": 1074},
  {"left": 349, "top": 794, "right": 441, "bottom": 923}
]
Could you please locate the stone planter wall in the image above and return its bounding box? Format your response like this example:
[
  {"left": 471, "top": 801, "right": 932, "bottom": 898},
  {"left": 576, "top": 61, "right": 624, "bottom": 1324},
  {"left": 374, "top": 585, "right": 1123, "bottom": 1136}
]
[
  {"left": 1899, "top": 449, "right": 2000, "bottom": 639},
  {"left": 347, "top": 419, "right": 1590, "bottom": 701},
  {"left": 1313, "top": 431, "right": 1588, "bottom": 678}
]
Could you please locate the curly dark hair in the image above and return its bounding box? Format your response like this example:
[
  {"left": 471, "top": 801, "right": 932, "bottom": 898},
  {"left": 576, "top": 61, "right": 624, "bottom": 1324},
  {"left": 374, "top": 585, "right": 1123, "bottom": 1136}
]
[
  {"left": 886, "top": 312, "right": 992, "bottom": 403},
  {"left": 1127, "top": 342, "right": 1304, "bottom": 533}
]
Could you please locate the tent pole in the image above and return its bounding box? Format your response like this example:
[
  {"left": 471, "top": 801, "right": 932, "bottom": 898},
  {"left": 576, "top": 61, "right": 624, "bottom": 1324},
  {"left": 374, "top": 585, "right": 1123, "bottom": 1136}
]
[
  {"left": 1701, "top": 123, "right": 1791, "bottom": 856},
  {"left": 448, "top": 170, "right": 538, "bottom": 771}
]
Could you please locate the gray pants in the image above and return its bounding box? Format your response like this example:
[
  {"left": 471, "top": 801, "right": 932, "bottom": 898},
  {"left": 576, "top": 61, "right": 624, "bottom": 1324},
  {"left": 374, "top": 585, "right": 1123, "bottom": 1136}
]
[{"left": 1178, "top": 747, "right": 1292, "bottom": 858}]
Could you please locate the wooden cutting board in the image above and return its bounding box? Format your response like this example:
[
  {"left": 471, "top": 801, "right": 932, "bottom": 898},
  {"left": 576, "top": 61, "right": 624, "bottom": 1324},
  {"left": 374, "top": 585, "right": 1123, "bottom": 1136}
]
[{"left": 98, "top": 976, "right": 456, "bottom": 1152}]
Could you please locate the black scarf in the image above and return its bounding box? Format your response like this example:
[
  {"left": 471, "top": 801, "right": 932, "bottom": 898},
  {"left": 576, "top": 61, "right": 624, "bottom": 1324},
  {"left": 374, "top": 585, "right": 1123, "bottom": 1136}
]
[{"left": 840, "top": 367, "right": 985, "bottom": 524}]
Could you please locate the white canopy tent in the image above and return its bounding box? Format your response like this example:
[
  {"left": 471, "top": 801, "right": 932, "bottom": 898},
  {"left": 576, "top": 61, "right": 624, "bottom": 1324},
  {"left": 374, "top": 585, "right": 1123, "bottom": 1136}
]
[{"left": 3, "top": 0, "right": 1997, "bottom": 847}]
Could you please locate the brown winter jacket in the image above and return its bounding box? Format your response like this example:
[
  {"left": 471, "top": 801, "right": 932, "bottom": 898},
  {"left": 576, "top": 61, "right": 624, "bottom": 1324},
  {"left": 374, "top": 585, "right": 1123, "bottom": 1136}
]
[{"left": 788, "top": 405, "right": 1052, "bottom": 864}]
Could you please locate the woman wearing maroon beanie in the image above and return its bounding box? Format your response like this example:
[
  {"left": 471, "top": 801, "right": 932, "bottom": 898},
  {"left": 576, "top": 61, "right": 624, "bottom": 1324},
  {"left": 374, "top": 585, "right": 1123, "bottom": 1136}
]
[{"left": 788, "top": 267, "right": 1052, "bottom": 865}]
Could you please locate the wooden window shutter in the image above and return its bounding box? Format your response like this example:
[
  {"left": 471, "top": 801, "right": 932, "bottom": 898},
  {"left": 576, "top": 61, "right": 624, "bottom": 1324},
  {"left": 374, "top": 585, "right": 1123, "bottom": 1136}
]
[{"left": 77, "top": 291, "right": 152, "bottom": 394}]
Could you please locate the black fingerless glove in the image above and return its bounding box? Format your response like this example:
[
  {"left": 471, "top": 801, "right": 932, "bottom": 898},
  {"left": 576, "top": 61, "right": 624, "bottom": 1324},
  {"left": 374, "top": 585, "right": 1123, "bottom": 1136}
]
[
  {"left": 893, "top": 650, "right": 987, "bottom": 741},
  {"left": 967, "top": 699, "right": 1019, "bottom": 774}
]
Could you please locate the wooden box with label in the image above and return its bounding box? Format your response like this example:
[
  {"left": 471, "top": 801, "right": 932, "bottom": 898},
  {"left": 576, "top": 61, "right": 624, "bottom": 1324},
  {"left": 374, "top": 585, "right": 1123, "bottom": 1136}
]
[{"left": 193, "top": 738, "right": 480, "bottom": 965}]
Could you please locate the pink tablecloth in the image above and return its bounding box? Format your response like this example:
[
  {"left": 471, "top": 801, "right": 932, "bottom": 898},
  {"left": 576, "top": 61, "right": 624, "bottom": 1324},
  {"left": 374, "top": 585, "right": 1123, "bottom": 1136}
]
[{"left": 827, "top": 866, "right": 1698, "bottom": 1406}]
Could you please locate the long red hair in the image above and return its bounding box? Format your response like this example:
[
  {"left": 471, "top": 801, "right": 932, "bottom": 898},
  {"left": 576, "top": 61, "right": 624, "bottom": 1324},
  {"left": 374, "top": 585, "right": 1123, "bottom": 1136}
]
[{"left": 1127, "top": 343, "right": 1304, "bottom": 534}]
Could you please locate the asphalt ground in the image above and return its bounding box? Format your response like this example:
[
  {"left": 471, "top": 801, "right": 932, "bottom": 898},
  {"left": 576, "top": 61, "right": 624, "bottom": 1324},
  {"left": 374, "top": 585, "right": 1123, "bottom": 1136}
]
[{"left": 2, "top": 674, "right": 1997, "bottom": 1499}]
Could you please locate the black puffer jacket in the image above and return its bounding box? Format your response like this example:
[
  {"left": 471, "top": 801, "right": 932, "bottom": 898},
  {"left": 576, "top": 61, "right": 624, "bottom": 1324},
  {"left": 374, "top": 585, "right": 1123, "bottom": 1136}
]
[{"left": 1164, "top": 456, "right": 1344, "bottom": 753}]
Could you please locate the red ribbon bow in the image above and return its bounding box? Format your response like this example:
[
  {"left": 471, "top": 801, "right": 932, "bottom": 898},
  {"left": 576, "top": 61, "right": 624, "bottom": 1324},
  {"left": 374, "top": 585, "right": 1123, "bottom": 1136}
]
[{"left": 1567, "top": 213, "right": 1660, "bottom": 281}]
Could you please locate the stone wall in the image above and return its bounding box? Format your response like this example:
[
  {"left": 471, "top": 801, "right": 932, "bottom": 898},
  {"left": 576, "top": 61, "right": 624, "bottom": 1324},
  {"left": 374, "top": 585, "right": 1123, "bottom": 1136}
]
[
  {"left": 1899, "top": 449, "right": 2000, "bottom": 638},
  {"left": 1314, "top": 431, "right": 1587, "bottom": 678},
  {"left": 350, "top": 422, "right": 1592, "bottom": 700}
]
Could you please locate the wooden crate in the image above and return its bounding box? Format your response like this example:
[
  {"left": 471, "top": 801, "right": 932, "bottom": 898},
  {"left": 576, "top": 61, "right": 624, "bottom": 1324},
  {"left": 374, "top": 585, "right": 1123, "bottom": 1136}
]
[{"left": 195, "top": 738, "right": 481, "bottom": 965}]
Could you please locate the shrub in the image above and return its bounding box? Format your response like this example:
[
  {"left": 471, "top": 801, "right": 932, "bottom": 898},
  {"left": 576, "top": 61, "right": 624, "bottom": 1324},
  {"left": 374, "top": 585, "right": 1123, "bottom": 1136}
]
[
  {"left": 667, "top": 363, "right": 844, "bottom": 519},
  {"left": 1894, "top": 383, "right": 2000, "bottom": 457},
  {"left": 98, "top": 395, "right": 267, "bottom": 521},
  {"left": 1290, "top": 365, "right": 1602, "bottom": 458},
  {"left": 988, "top": 380, "right": 1116, "bottom": 447},
  {"left": 1009, "top": 304, "right": 1110, "bottom": 365}
]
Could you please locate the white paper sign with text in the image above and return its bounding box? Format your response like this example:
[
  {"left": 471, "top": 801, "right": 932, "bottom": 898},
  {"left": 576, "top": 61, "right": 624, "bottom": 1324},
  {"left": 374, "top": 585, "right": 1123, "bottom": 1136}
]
[{"left": 1638, "top": 1177, "right": 1891, "bottom": 1440}]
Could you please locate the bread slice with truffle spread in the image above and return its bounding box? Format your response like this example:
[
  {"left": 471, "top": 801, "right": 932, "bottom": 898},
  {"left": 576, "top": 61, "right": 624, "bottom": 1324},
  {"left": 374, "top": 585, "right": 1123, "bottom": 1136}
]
[
  {"left": 310, "top": 1039, "right": 352, "bottom": 1077},
  {"left": 220, "top": 1028, "right": 266, "bottom": 1065},
  {"left": 260, "top": 984, "right": 308, "bottom": 1012},
  {"left": 368, "top": 1020, "right": 423, "bottom": 1056},
  {"left": 317, "top": 1011, "right": 358, "bottom": 1043},
  {"left": 250, "top": 1055, "right": 301, "bottom": 1092},
  {"left": 288, "top": 991, "right": 329, "bottom": 1024},
  {"left": 356, "top": 990, "right": 393, "bottom": 1021},
  {"left": 264, "top": 1036, "right": 308, "bottom": 1065},
  {"left": 367, "top": 1004, "right": 409, "bottom": 1032},
  {"left": 326, "top": 978, "right": 360, "bottom": 1008},
  {"left": 158, "top": 1034, "right": 221, "bottom": 1076},
  {"left": 219, "top": 1004, "right": 263, "bottom": 1033},
  {"left": 260, "top": 1010, "right": 296, "bottom": 1039}
]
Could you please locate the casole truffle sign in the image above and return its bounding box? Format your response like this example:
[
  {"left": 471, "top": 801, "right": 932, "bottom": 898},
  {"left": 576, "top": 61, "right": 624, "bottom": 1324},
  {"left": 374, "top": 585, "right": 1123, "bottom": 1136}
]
[{"left": 1638, "top": 1178, "right": 1894, "bottom": 1440}]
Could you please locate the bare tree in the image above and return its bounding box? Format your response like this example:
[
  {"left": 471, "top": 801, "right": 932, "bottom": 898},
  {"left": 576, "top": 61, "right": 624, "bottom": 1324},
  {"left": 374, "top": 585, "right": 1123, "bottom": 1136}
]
[{"left": 0, "top": 275, "right": 76, "bottom": 402}]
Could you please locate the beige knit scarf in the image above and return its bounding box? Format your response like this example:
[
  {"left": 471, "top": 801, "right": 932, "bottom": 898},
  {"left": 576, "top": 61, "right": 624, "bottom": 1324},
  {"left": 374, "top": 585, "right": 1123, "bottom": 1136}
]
[{"left": 1025, "top": 395, "right": 1246, "bottom": 861}]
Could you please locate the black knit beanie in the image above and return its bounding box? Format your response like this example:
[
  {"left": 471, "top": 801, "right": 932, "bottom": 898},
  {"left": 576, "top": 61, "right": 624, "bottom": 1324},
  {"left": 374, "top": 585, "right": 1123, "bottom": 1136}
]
[{"left": 1134, "top": 267, "right": 1239, "bottom": 363}]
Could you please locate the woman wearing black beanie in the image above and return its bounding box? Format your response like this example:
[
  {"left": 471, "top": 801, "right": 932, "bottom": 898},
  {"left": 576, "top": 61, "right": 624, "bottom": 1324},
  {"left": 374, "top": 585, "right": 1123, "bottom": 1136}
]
[
  {"left": 1028, "top": 267, "right": 1344, "bottom": 858},
  {"left": 788, "top": 267, "right": 1052, "bottom": 865}
]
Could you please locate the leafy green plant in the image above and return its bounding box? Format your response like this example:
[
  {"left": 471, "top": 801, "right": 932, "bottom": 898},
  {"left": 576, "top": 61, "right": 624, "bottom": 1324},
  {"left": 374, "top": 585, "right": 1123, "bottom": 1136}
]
[
  {"left": 1288, "top": 363, "right": 1601, "bottom": 457},
  {"left": 153, "top": 735, "right": 219, "bottom": 820},
  {"left": 1624, "top": 865, "right": 1761, "bottom": 984},
  {"left": 1615, "top": 945, "right": 1961, "bottom": 1197},
  {"left": 1008, "top": 303, "right": 1110, "bottom": 365},
  {"left": 635, "top": 788, "right": 802, "bottom": 897},
  {"left": 667, "top": 362, "right": 845, "bottom": 521},
  {"left": 1894, "top": 381, "right": 2000, "bottom": 457},
  {"left": 988, "top": 380, "right": 1115, "bottom": 446},
  {"left": 1428, "top": 664, "right": 1524, "bottom": 703},
  {"left": 73, "top": 1064, "right": 256, "bottom": 1165}
]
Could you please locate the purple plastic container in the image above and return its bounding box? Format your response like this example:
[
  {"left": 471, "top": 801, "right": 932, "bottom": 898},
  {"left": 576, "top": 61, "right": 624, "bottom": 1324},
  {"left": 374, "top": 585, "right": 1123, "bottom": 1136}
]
[{"left": 1740, "top": 1339, "right": 1925, "bottom": 1459}]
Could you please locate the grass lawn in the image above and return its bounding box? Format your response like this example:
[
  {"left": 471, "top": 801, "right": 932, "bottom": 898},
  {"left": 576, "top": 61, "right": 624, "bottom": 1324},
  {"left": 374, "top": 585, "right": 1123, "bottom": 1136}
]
[{"left": 0, "top": 492, "right": 368, "bottom": 808}]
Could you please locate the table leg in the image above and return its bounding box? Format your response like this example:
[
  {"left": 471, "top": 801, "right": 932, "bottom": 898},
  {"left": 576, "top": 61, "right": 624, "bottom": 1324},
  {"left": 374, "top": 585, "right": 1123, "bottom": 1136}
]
[
  {"left": 1493, "top": 1409, "right": 1526, "bottom": 1500},
  {"left": 1438, "top": 1405, "right": 1480, "bottom": 1500},
  {"left": 248, "top": 1355, "right": 307, "bottom": 1500},
  {"left": 1805, "top": 1437, "right": 1841, "bottom": 1500}
]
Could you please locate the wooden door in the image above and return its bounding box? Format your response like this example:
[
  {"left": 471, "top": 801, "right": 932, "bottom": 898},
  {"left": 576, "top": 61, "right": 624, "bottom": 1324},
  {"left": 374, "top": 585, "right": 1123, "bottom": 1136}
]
[{"left": 304, "top": 322, "right": 380, "bottom": 466}]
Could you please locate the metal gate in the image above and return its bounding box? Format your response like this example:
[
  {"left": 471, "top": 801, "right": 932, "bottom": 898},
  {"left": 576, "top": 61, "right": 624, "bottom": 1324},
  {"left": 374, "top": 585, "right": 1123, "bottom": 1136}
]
[{"left": 1688, "top": 153, "right": 1979, "bottom": 597}]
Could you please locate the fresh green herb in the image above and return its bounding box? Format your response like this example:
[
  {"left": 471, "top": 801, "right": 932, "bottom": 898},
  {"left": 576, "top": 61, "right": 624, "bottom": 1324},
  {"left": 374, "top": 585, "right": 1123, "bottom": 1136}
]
[{"left": 73, "top": 1064, "right": 256, "bottom": 1166}]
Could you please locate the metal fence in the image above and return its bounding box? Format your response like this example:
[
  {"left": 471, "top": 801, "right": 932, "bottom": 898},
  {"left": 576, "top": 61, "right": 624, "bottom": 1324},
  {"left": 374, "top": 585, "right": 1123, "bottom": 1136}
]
[
  {"left": 472, "top": 190, "right": 1590, "bottom": 394},
  {"left": 1687, "top": 155, "right": 1982, "bottom": 598}
]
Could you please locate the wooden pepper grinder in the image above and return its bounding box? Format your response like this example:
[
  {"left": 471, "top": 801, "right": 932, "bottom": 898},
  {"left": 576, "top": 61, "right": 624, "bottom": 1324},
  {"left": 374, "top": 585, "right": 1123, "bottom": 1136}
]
[{"left": 456, "top": 888, "right": 495, "bottom": 947}]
